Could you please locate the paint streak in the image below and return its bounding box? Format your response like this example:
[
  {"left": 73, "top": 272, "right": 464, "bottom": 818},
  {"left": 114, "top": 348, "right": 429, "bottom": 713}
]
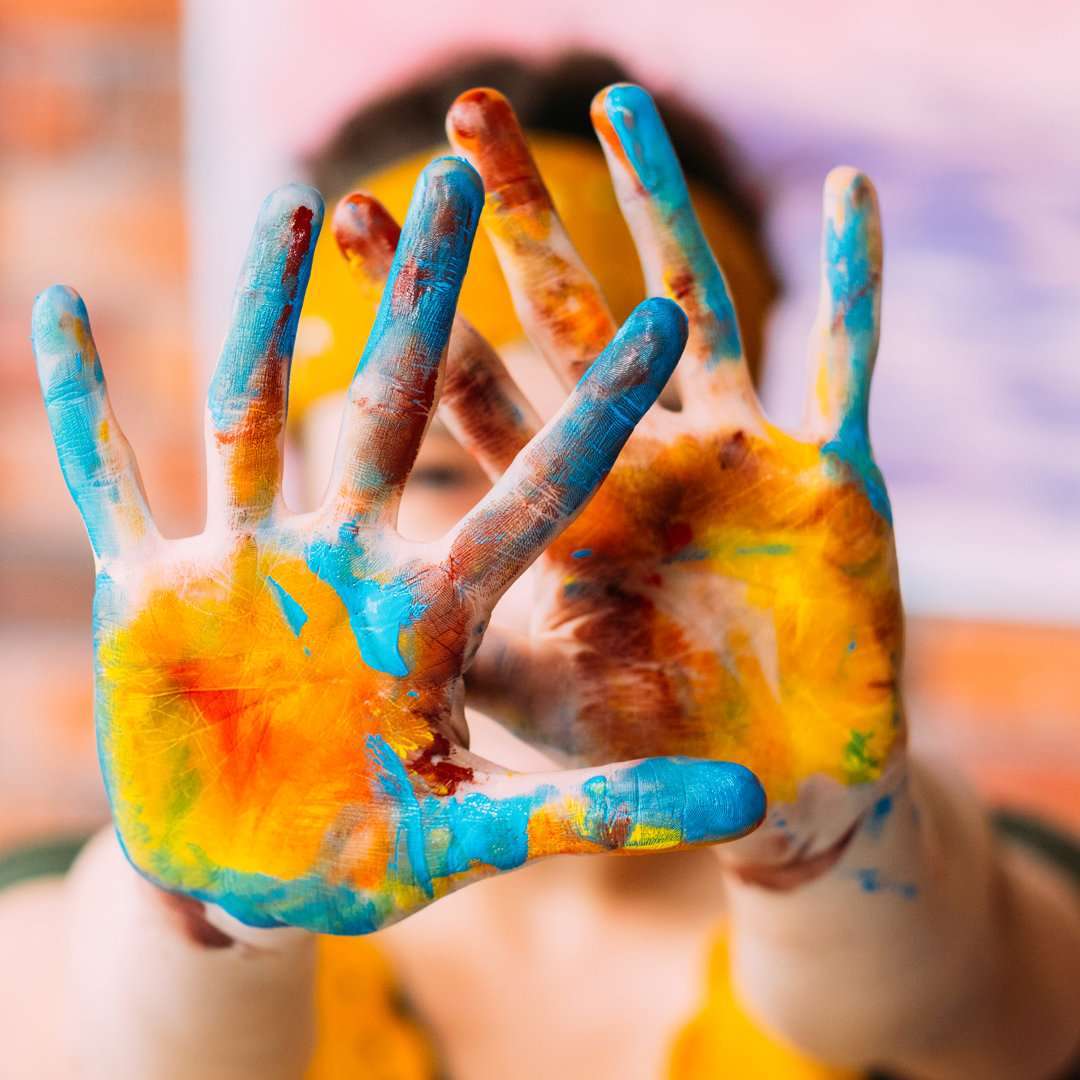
[
  {"left": 446, "top": 89, "right": 551, "bottom": 211},
  {"left": 266, "top": 575, "right": 308, "bottom": 637},
  {"left": 593, "top": 84, "right": 742, "bottom": 365},
  {"left": 533, "top": 417, "right": 901, "bottom": 803}
]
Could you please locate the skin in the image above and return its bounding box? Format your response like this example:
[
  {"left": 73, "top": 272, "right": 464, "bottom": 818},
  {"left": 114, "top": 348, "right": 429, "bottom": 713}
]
[{"left": 31, "top": 156, "right": 765, "bottom": 936}]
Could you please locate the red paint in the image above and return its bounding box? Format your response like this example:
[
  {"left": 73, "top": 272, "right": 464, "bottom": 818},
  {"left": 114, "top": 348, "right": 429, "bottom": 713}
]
[
  {"left": 283, "top": 205, "right": 314, "bottom": 294},
  {"left": 333, "top": 193, "right": 401, "bottom": 278},
  {"left": 662, "top": 521, "right": 693, "bottom": 554},
  {"left": 411, "top": 731, "right": 474, "bottom": 796},
  {"left": 447, "top": 89, "right": 549, "bottom": 211}
]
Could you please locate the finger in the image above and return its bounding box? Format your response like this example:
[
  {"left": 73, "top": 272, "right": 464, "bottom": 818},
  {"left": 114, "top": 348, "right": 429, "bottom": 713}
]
[
  {"left": 446, "top": 87, "right": 617, "bottom": 389},
  {"left": 326, "top": 158, "right": 483, "bottom": 522},
  {"left": 448, "top": 298, "right": 687, "bottom": 601},
  {"left": 333, "top": 193, "right": 539, "bottom": 480},
  {"left": 421, "top": 755, "right": 766, "bottom": 887},
  {"left": 591, "top": 84, "right": 758, "bottom": 417},
  {"left": 32, "top": 285, "right": 159, "bottom": 561},
  {"left": 207, "top": 183, "right": 323, "bottom": 528},
  {"left": 803, "top": 167, "right": 882, "bottom": 447}
]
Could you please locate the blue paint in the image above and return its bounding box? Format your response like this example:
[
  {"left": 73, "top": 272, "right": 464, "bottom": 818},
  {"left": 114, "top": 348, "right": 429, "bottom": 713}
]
[
  {"left": 572, "top": 549, "right": 594, "bottom": 558},
  {"left": 848, "top": 638, "right": 857, "bottom": 652},
  {"left": 603, "top": 85, "right": 741, "bottom": 364},
  {"left": 367, "top": 734, "right": 434, "bottom": 897},
  {"left": 208, "top": 184, "right": 324, "bottom": 432},
  {"left": 736, "top": 543, "right": 793, "bottom": 556},
  {"left": 461, "top": 300, "right": 686, "bottom": 558},
  {"left": 305, "top": 535, "right": 427, "bottom": 678},
  {"left": 265, "top": 575, "right": 308, "bottom": 638},
  {"left": 124, "top": 752, "right": 765, "bottom": 935},
  {"left": 864, "top": 794, "right": 894, "bottom": 840},
  {"left": 406, "top": 690, "right": 418, "bottom": 698},
  {"left": 818, "top": 180, "right": 893, "bottom": 523},
  {"left": 32, "top": 286, "right": 126, "bottom": 557},
  {"left": 353, "top": 159, "right": 482, "bottom": 391},
  {"left": 820, "top": 437, "right": 893, "bottom": 524},
  {"left": 852, "top": 867, "right": 918, "bottom": 899}
]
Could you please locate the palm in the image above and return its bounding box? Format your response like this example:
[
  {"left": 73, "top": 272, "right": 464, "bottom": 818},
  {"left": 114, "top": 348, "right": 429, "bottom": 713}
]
[
  {"left": 536, "top": 421, "right": 900, "bottom": 801},
  {"left": 94, "top": 531, "right": 471, "bottom": 930},
  {"left": 34, "top": 164, "right": 765, "bottom": 932}
]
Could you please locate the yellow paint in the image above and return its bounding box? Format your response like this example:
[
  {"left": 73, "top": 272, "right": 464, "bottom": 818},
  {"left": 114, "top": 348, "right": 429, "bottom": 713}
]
[
  {"left": 97, "top": 539, "right": 437, "bottom": 890},
  {"left": 544, "top": 424, "right": 901, "bottom": 803},
  {"left": 670, "top": 930, "right": 860, "bottom": 1080},
  {"left": 305, "top": 935, "right": 439, "bottom": 1080}
]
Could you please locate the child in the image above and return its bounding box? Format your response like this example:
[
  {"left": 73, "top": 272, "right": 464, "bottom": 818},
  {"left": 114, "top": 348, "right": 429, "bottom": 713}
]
[{"left": 6, "top": 78, "right": 1080, "bottom": 1080}]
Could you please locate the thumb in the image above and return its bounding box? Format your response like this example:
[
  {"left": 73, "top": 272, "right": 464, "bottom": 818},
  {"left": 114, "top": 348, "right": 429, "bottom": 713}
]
[{"left": 422, "top": 756, "right": 766, "bottom": 887}]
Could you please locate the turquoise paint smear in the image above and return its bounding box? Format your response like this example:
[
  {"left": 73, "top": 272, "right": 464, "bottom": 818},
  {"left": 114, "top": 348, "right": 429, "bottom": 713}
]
[
  {"left": 463, "top": 300, "right": 685, "bottom": 557},
  {"left": 864, "top": 794, "right": 894, "bottom": 840},
  {"left": 33, "top": 288, "right": 123, "bottom": 556},
  {"left": 208, "top": 185, "right": 323, "bottom": 432},
  {"left": 851, "top": 867, "right": 918, "bottom": 899},
  {"left": 130, "top": 752, "right": 766, "bottom": 935},
  {"left": 736, "top": 543, "right": 793, "bottom": 556},
  {"left": 305, "top": 534, "right": 427, "bottom": 678},
  {"left": 819, "top": 179, "right": 892, "bottom": 523},
  {"left": 265, "top": 575, "right": 308, "bottom": 638},
  {"left": 602, "top": 85, "right": 741, "bottom": 364},
  {"left": 367, "top": 734, "right": 433, "bottom": 898},
  {"left": 353, "top": 159, "right": 481, "bottom": 390},
  {"left": 572, "top": 549, "right": 593, "bottom": 558},
  {"left": 821, "top": 438, "right": 893, "bottom": 524}
]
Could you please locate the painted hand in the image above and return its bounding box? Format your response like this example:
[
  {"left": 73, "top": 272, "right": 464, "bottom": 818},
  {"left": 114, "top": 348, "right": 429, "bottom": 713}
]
[
  {"left": 32, "top": 159, "right": 766, "bottom": 933},
  {"left": 422, "top": 86, "right": 904, "bottom": 862}
]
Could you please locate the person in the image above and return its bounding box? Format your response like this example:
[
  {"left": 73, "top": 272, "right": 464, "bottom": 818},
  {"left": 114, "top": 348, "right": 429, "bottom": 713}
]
[{"left": 4, "top": 74, "right": 1080, "bottom": 1080}]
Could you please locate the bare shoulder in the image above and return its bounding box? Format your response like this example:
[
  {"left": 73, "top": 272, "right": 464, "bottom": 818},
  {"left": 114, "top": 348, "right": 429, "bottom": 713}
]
[{"left": 0, "top": 876, "right": 79, "bottom": 1077}]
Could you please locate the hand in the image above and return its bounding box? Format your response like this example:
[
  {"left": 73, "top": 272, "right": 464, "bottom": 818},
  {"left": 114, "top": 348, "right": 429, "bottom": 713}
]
[
  {"left": 32, "top": 158, "right": 766, "bottom": 933},
  {"left": 432, "top": 86, "right": 903, "bottom": 855}
]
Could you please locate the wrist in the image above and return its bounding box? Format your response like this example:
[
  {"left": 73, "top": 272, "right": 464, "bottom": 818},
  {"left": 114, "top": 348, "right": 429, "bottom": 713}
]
[
  {"left": 717, "top": 748, "right": 912, "bottom": 891},
  {"left": 719, "top": 754, "right": 1002, "bottom": 1069}
]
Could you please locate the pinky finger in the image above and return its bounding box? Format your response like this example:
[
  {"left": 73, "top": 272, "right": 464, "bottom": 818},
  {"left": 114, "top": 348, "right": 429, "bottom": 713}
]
[
  {"left": 804, "top": 167, "right": 882, "bottom": 447},
  {"left": 32, "top": 286, "right": 158, "bottom": 561}
]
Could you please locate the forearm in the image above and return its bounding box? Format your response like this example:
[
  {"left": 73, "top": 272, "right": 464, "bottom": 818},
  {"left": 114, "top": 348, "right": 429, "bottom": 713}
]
[
  {"left": 722, "top": 752, "right": 1080, "bottom": 1079},
  {"left": 63, "top": 828, "right": 318, "bottom": 1080}
]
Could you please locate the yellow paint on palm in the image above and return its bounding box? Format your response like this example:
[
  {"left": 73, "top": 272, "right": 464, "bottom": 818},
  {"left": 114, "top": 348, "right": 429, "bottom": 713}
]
[
  {"left": 670, "top": 930, "right": 861, "bottom": 1080},
  {"left": 305, "top": 935, "right": 439, "bottom": 1080},
  {"left": 544, "top": 426, "right": 901, "bottom": 802},
  {"left": 97, "top": 541, "right": 438, "bottom": 889}
]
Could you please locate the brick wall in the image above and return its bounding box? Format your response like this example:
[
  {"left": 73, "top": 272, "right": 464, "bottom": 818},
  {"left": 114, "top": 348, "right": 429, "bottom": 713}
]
[{"left": 0, "top": 0, "right": 201, "bottom": 847}]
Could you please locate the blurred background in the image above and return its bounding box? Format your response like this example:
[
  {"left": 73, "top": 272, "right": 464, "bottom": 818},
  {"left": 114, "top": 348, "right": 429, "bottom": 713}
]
[{"left": 1, "top": 0, "right": 1078, "bottom": 853}]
